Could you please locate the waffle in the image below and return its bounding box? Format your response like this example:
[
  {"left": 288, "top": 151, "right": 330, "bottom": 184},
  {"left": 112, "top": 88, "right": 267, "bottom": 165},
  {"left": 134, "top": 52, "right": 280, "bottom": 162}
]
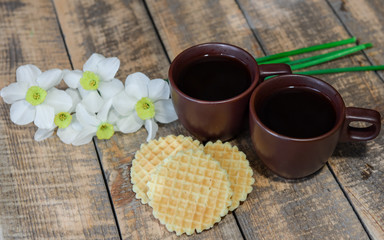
[
  {"left": 147, "top": 149, "right": 232, "bottom": 236},
  {"left": 204, "top": 140, "right": 254, "bottom": 211},
  {"left": 131, "top": 135, "right": 203, "bottom": 204}
]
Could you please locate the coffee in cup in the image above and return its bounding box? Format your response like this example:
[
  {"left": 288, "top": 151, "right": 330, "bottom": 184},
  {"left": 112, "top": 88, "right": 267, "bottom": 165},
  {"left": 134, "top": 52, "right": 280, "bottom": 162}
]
[
  {"left": 168, "top": 42, "right": 292, "bottom": 141},
  {"left": 249, "top": 74, "right": 381, "bottom": 179}
]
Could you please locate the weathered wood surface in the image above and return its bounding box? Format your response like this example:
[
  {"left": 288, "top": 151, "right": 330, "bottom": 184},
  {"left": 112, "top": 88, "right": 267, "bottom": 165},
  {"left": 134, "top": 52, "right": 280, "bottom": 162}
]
[
  {"left": 237, "top": 0, "right": 384, "bottom": 239},
  {"left": 147, "top": 0, "right": 379, "bottom": 239},
  {"left": 0, "top": 0, "right": 119, "bottom": 239},
  {"left": 54, "top": 0, "right": 243, "bottom": 239},
  {"left": 1, "top": 0, "right": 384, "bottom": 239},
  {"left": 329, "top": 0, "right": 384, "bottom": 80},
  {"left": 327, "top": 0, "right": 384, "bottom": 238}
]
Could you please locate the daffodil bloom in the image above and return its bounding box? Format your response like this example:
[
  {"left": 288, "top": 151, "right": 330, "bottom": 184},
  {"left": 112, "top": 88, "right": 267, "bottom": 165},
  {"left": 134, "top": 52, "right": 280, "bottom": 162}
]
[
  {"left": 34, "top": 88, "right": 81, "bottom": 141},
  {"left": 0, "top": 64, "right": 72, "bottom": 129},
  {"left": 71, "top": 99, "right": 116, "bottom": 146},
  {"left": 63, "top": 53, "right": 123, "bottom": 100},
  {"left": 56, "top": 114, "right": 83, "bottom": 144},
  {"left": 113, "top": 72, "right": 178, "bottom": 142}
]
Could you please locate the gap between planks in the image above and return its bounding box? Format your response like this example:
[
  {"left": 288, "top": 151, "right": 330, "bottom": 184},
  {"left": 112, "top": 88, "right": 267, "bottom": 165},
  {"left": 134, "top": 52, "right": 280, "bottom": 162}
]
[
  {"left": 50, "top": 0, "right": 123, "bottom": 239},
  {"left": 326, "top": 162, "right": 373, "bottom": 240},
  {"left": 235, "top": 0, "right": 376, "bottom": 239},
  {"left": 324, "top": 0, "right": 384, "bottom": 84}
]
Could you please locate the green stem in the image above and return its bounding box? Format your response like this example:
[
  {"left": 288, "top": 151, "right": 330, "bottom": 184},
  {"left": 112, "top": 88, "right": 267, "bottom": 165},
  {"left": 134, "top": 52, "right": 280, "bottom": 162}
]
[
  {"left": 256, "top": 37, "right": 357, "bottom": 63},
  {"left": 294, "top": 65, "right": 384, "bottom": 75},
  {"left": 259, "top": 56, "right": 291, "bottom": 64},
  {"left": 287, "top": 44, "right": 366, "bottom": 65},
  {"left": 290, "top": 43, "right": 373, "bottom": 70}
]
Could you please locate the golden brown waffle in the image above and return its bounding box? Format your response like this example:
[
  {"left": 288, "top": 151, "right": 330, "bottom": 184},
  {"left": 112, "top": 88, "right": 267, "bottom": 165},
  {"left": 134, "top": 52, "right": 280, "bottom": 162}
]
[
  {"left": 147, "top": 149, "right": 232, "bottom": 236},
  {"left": 204, "top": 140, "right": 254, "bottom": 211},
  {"left": 131, "top": 135, "right": 203, "bottom": 204}
]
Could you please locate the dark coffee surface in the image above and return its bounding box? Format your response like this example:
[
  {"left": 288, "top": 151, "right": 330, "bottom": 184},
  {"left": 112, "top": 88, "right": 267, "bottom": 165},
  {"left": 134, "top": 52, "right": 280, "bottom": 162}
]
[
  {"left": 258, "top": 87, "right": 336, "bottom": 138},
  {"left": 178, "top": 56, "right": 251, "bottom": 101}
]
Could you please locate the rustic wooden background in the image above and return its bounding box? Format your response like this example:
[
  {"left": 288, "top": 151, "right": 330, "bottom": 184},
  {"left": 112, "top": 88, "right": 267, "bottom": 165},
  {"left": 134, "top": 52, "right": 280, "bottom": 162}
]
[{"left": 0, "top": 0, "right": 383, "bottom": 239}]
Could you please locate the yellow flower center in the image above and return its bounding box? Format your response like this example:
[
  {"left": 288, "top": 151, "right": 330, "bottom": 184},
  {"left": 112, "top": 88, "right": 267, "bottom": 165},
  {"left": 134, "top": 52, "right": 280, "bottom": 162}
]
[
  {"left": 96, "top": 123, "right": 114, "bottom": 140},
  {"left": 80, "top": 71, "right": 100, "bottom": 90},
  {"left": 135, "top": 97, "right": 155, "bottom": 120},
  {"left": 54, "top": 112, "right": 72, "bottom": 128},
  {"left": 25, "top": 86, "right": 47, "bottom": 106}
]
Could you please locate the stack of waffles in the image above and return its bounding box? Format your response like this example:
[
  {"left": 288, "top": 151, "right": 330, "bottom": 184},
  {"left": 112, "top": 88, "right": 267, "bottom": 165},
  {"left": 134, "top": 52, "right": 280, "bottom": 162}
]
[{"left": 130, "top": 135, "right": 254, "bottom": 236}]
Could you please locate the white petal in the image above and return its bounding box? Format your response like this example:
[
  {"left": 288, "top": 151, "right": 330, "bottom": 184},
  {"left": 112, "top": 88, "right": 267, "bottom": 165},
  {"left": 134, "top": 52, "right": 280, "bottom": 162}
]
[
  {"left": 145, "top": 118, "right": 158, "bottom": 142},
  {"left": 10, "top": 100, "right": 35, "bottom": 125},
  {"left": 97, "top": 98, "right": 113, "bottom": 122},
  {"left": 65, "top": 88, "right": 82, "bottom": 112},
  {"left": 45, "top": 88, "right": 73, "bottom": 114},
  {"left": 34, "top": 104, "right": 55, "bottom": 129},
  {"left": 16, "top": 64, "right": 41, "bottom": 86},
  {"left": 83, "top": 53, "right": 105, "bottom": 72},
  {"left": 117, "top": 113, "right": 143, "bottom": 133},
  {"left": 1, "top": 82, "right": 28, "bottom": 104},
  {"left": 71, "top": 126, "right": 97, "bottom": 146},
  {"left": 34, "top": 127, "right": 55, "bottom": 141},
  {"left": 108, "top": 109, "right": 121, "bottom": 125},
  {"left": 78, "top": 86, "right": 91, "bottom": 98},
  {"left": 96, "top": 57, "right": 120, "bottom": 81},
  {"left": 81, "top": 91, "right": 104, "bottom": 113},
  {"left": 98, "top": 78, "right": 124, "bottom": 99},
  {"left": 57, "top": 122, "right": 80, "bottom": 144},
  {"left": 154, "top": 99, "right": 178, "bottom": 123},
  {"left": 76, "top": 103, "right": 101, "bottom": 127},
  {"left": 63, "top": 70, "right": 82, "bottom": 88},
  {"left": 112, "top": 91, "right": 136, "bottom": 116},
  {"left": 36, "top": 69, "right": 63, "bottom": 90},
  {"left": 148, "top": 79, "right": 170, "bottom": 101},
  {"left": 125, "top": 72, "right": 150, "bottom": 99},
  {"left": 68, "top": 114, "right": 83, "bottom": 133}
]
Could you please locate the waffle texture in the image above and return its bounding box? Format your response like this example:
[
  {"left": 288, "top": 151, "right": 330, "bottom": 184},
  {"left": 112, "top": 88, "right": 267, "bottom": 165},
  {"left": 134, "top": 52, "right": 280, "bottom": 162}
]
[
  {"left": 147, "top": 149, "right": 232, "bottom": 236},
  {"left": 131, "top": 135, "right": 203, "bottom": 204},
  {"left": 204, "top": 140, "right": 254, "bottom": 211}
]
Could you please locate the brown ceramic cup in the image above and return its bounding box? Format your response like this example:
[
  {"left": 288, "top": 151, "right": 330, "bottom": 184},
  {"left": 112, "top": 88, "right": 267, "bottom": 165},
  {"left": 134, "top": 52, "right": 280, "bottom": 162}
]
[
  {"left": 249, "top": 74, "right": 381, "bottom": 179},
  {"left": 168, "top": 43, "right": 292, "bottom": 141}
]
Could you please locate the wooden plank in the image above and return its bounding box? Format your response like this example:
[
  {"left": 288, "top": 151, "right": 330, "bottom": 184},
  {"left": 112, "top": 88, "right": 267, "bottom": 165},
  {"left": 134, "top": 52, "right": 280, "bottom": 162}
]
[
  {"left": 146, "top": 0, "right": 264, "bottom": 61},
  {"left": 54, "top": 0, "right": 244, "bottom": 239},
  {"left": 237, "top": 0, "right": 384, "bottom": 239},
  {"left": 0, "top": 0, "right": 119, "bottom": 239},
  {"left": 147, "top": 0, "right": 372, "bottom": 239},
  {"left": 328, "top": 0, "right": 384, "bottom": 80},
  {"left": 326, "top": 0, "right": 384, "bottom": 238}
]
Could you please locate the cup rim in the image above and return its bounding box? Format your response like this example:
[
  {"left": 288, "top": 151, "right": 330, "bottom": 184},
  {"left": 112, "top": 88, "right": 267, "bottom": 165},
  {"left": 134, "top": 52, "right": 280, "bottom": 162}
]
[
  {"left": 168, "top": 42, "right": 260, "bottom": 104},
  {"left": 249, "top": 74, "right": 346, "bottom": 142}
]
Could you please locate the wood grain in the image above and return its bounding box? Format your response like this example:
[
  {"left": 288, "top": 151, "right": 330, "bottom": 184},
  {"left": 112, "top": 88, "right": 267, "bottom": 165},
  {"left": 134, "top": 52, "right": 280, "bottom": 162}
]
[
  {"left": 54, "top": 0, "right": 243, "bottom": 239},
  {"left": 232, "top": 132, "right": 369, "bottom": 239},
  {"left": 145, "top": 0, "right": 265, "bottom": 61},
  {"left": 0, "top": 0, "right": 119, "bottom": 239},
  {"left": 2, "top": 0, "right": 381, "bottom": 239},
  {"left": 148, "top": 0, "right": 375, "bottom": 239},
  {"left": 328, "top": 0, "right": 384, "bottom": 80},
  {"left": 326, "top": 0, "right": 384, "bottom": 238},
  {"left": 238, "top": 0, "right": 384, "bottom": 239}
]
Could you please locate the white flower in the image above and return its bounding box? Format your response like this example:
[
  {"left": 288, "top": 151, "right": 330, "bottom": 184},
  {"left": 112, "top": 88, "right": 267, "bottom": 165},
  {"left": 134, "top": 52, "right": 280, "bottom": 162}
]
[
  {"left": 113, "top": 72, "right": 178, "bottom": 142},
  {"left": 71, "top": 99, "right": 115, "bottom": 146},
  {"left": 63, "top": 53, "right": 123, "bottom": 100},
  {"left": 34, "top": 88, "right": 81, "bottom": 141},
  {"left": 56, "top": 114, "right": 83, "bottom": 144},
  {"left": 0, "top": 64, "right": 72, "bottom": 129}
]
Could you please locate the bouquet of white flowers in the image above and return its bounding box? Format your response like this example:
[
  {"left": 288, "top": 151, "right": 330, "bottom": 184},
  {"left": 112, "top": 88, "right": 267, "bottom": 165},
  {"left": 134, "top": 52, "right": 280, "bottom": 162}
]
[{"left": 0, "top": 53, "right": 178, "bottom": 146}]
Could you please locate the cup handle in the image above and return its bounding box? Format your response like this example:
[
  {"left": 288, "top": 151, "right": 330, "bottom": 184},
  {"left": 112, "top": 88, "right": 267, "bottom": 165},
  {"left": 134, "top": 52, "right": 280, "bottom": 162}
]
[
  {"left": 259, "top": 63, "right": 292, "bottom": 80},
  {"left": 339, "top": 107, "right": 381, "bottom": 142}
]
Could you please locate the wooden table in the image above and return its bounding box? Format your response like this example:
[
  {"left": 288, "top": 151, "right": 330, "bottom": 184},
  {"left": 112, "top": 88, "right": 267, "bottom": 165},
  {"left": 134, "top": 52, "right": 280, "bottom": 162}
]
[{"left": 1, "top": 0, "right": 383, "bottom": 239}]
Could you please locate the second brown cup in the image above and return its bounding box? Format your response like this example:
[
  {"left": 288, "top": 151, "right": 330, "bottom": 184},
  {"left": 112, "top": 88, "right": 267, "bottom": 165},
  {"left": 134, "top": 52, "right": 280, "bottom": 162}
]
[
  {"left": 168, "top": 42, "right": 291, "bottom": 141},
  {"left": 249, "top": 74, "right": 381, "bottom": 179}
]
